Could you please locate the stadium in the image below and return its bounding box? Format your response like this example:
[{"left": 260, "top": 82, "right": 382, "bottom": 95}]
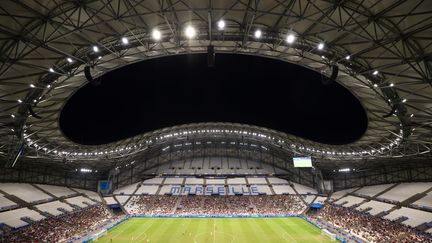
[{"left": 0, "top": 0, "right": 432, "bottom": 242}]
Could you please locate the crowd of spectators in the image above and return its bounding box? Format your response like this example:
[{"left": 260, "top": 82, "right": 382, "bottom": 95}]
[
  {"left": 2, "top": 204, "right": 112, "bottom": 243},
  {"left": 125, "top": 195, "right": 306, "bottom": 215},
  {"left": 314, "top": 205, "right": 432, "bottom": 243}
]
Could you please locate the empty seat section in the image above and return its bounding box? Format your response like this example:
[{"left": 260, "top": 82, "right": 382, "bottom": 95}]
[
  {"left": 272, "top": 185, "right": 296, "bottom": 195},
  {"left": 252, "top": 185, "right": 273, "bottom": 195},
  {"left": 142, "top": 177, "right": 164, "bottom": 185},
  {"left": 314, "top": 196, "right": 327, "bottom": 204},
  {"left": 65, "top": 196, "right": 96, "bottom": 208},
  {"left": 329, "top": 188, "right": 359, "bottom": 202},
  {"left": 267, "top": 177, "right": 289, "bottom": 184},
  {"left": 412, "top": 193, "right": 432, "bottom": 209},
  {"left": 0, "top": 183, "right": 52, "bottom": 203},
  {"left": 184, "top": 178, "right": 204, "bottom": 185},
  {"left": 115, "top": 195, "right": 130, "bottom": 205},
  {"left": 0, "top": 208, "right": 44, "bottom": 228},
  {"left": 354, "top": 184, "right": 394, "bottom": 197},
  {"left": 35, "top": 184, "right": 77, "bottom": 198},
  {"left": 135, "top": 185, "right": 159, "bottom": 195},
  {"left": 164, "top": 177, "right": 184, "bottom": 184},
  {"left": 334, "top": 195, "right": 366, "bottom": 207},
  {"left": 103, "top": 196, "right": 117, "bottom": 205},
  {"left": 0, "top": 196, "right": 18, "bottom": 211},
  {"left": 304, "top": 195, "right": 316, "bottom": 204},
  {"left": 113, "top": 182, "right": 140, "bottom": 195},
  {"left": 205, "top": 179, "right": 225, "bottom": 185},
  {"left": 35, "top": 200, "right": 72, "bottom": 216},
  {"left": 377, "top": 183, "right": 432, "bottom": 203},
  {"left": 384, "top": 207, "right": 432, "bottom": 227},
  {"left": 227, "top": 178, "right": 247, "bottom": 184},
  {"left": 73, "top": 188, "right": 102, "bottom": 202},
  {"left": 292, "top": 183, "right": 317, "bottom": 194},
  {"left": 356, "top": 200, "right": 394, "bottom": 215},
  {"left": 247, "top": 177, "right": 268, "bottom": 184}
]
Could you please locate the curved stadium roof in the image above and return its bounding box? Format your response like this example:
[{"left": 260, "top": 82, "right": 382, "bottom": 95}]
[{"left": 1, "top": 0, "right": 431, "bottom": 168}]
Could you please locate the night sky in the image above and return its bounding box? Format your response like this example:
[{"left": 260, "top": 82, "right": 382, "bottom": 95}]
[{"left": 60, "top": 54, "right": 367, "bottom": 145}]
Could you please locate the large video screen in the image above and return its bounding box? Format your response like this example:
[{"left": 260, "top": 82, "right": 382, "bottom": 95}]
[{"left": 293, "top": 157, "right": 313, "bottom": 167}]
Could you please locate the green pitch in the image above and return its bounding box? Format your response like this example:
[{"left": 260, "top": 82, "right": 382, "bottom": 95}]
[{"left": 95, "top": 217, "right": 333, "bottom": 243}]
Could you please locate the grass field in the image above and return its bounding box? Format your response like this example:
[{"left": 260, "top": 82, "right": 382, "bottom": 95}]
[{"left": 95, "top": 217, "right": 333, "bottom": 243}]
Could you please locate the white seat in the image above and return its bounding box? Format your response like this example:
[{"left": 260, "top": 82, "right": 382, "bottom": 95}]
[
  {"left": 354, "top": 184, "right": 394, "bottom": 197},
  {"left": 356, "top": 200, "right": 394, "bottom": 215},
  {"left": 0, "top": 196, "right": 17, "bottom": 211},
  {"left": 334, "top": 195, "right": 365, "bottom": 207},
  {"left": 135, "top": 185, "right": 159, "bottom": 195},
  {"left": 73, "top": 188, "right": 102, "bottom": 202},
  {"left": 103, "top": 196, "right": 117, "bottom": 205},
  {"left": 0, "top": 183, "right": 52, "bottom": 203},
  {"left": 35, "top": 200, "right": 73, "bottom": 216},
  {"left": 292, "top": 183, "right": 317, "bottom": 194},
  {"left": 0, "top": 208, "right": 44, "bottom": 228},
  {"left": 378, "top": 183, "right": 432, "bottom": 203},
  {"left": 272, "top": 185, "right": 296, "bottom": 195},
  {"left": 35, "top": 184, "right": 77, "bottom": 198},
  {"left": 113, "top": 182, "right": 140, "bottom": 195},
  {"left": 65, "top": 196, "right": 96, "bottom": 208}
]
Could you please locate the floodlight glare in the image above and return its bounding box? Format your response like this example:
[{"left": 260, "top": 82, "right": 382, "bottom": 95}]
[
  {"left": 254, "top": 29, "right": 262, "bottom": 38},
  {"left": 66, "top": 57, "right": 73, "bottom": 63},
  {"left": 121, "top": 37, "right": 129, "bottom": 45},
  {"left": 217, "top": 20, "right": 225, "bottom": 30},
  {"left": 152, "top": 29, "right": 161, "bottom": 40},
  {"left": 92, "top": 45, "right": 99, "bottom": 52},
  {"left": 345, "top": 55, "right": 351, "bottom": 60},
  {"left": 286, "top": 34, "right": 296, "bottom": 44},
  {"left": 317, "top": 43, "right": 324, "bottom": 50},
  {"left": 185, "top": 26, "right": 196, "bottom": 38},
  {"left": 373, "top": 70, "right": 379, "bottom": 75}
]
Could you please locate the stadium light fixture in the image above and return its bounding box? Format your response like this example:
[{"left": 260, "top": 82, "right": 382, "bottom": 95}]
[
  {"left": 80, "top": 168, "right": 92, "bottom": 173},
  {"left": 121, "top": 37, "right": 129, "bottom": 45},
  {"left": 11, "top": 114, "right": 15, "bottom": 118},
  {"left": 66, "top": 57, "right": 73, "bottom": 63},
  {"left": 317, "top": 42, "right": 324, "bottom": 50},
  {"left": 373, "top": 84, "right": 378, "bottom": 87},
  {"left": 185, "top": 26, "right": 196, "bottom": 38},
  {"left": 152, "top": 29, "right": 161, "bottom": 40},
  {"left": 49, "top": 68, "right": 54, "bottom": 73},
  {"left": 92, "top": 45, "right": 99, "bottom": 52},
  {"left": 389, "top": 83, "right": 394, "bottom": 87},
  {"left": 402, "top": 98, "right": 407, "bottom": 103},
  {"left": 338, "top": 168, "right": 350, "bottom": 172},
  {"left": 217, "top": 20, "right": 225, "bottom": 30},
  {"left": 410, "top": 114, "right": 414, "bottom": 117},
  {"left": 254, "top": 29, "right": 262, "bottom": 38},
  {"left": 30, "top": 84, "right": 35, "bottom": 88},
  {"left": 286, "top": 34, "right": 296, "bottom": 44},
  {"left": 345, "top": 55, "right": 351, "bottom": 60},
  {"left": 373, "top": 70, "right": 379, "bottom": 75},
  {"left": 17, "top": 99, "right": 22, "bottom": 103}
]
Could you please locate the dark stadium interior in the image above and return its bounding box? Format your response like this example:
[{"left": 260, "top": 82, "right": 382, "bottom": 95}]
[{"left": 60, "top": 54, "right": 367, "bottom": 145}]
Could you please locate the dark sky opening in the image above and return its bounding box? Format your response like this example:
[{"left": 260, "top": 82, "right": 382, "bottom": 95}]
[{"left": 60, "top": 54, "right": 367, "bottom": 145}]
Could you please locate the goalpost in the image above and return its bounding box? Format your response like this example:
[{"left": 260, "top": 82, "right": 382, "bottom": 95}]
[{"left": 321, "top": 229, "right": 337, "bottom": 241}]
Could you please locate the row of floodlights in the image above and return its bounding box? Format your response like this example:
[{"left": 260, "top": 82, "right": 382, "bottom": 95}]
[{"left": 25, "top": 128, "right": 404, "bottom": 158}]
